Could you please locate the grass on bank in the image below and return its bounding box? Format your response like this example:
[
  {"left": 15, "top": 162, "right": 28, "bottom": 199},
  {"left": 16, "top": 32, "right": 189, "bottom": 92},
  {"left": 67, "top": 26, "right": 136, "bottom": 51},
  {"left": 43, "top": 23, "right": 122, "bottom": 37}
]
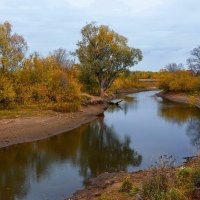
[
  {"left": 0, "top": 101, "right": 81, "bottom": 119},
  {"left": 97, "top": 156, "right": 200, "bottom": 200}
]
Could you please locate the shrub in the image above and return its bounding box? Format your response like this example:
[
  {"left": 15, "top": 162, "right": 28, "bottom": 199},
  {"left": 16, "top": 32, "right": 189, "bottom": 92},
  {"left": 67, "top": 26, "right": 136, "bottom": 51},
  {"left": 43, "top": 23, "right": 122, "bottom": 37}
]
[
  {"left": 52, "top": 101, "right": 80, "bottom": 112},
  {"left": 119, "top": 178, "right": 133, "bottom": 193},
  {"left": 99, "top": 194, "right": 112, "bottom": 200},
  {"left": 15, "top": 55, "right": 81, "bottom": 105},
  {"left": 119, "top": 178, "right": 140, "bottom": 198},
  {"left": 177, "top": 167, "right": 193, "bottom": 182},
  {"left": 192, "top": 170, "right": 200, "bottom": 187},
  {"left": 142, "top": 170, "right": 169, "bottom": 200},
  {"left": 159, "top": 71, "right": 200, "bottom": 92},
  {"left": 129, "top": 186, "right": 140, "bottom": 196},
  {"left": 78, "top": 65, "right": 99, "bottom": 95},
  {"left": 14, "top": 84, "right": 32, "bottom": 104},
  {"left": 142, "top": 169, "right": 185, "bottom": 200},
  {"left": 111, "top": 73, "right": 145, "bottom": 92},
  {"left": 0, "top": 75, "right": 16, "bottom": 107},
  {"left": 47, "top": 68, "right": 81, "bottom": 102},
  {"left": 166, "top": 188, "right": 182, "bottom": 200},
  {"left": 176, "top": 167, "right": 195, "bottom": 195}
]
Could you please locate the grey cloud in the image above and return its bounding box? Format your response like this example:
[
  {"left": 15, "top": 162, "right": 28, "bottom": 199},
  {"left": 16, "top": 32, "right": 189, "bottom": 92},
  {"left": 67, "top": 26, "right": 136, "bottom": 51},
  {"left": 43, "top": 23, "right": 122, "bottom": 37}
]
[{"left": 1, "top": 0, "right": 200, "bottom": 71}]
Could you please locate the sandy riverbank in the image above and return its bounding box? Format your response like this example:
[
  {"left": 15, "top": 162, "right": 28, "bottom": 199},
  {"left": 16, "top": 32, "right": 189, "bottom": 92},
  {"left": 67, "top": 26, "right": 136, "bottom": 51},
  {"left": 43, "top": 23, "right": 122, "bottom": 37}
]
[
  {"left": 0, "top": 88, "right": 157, "bottom": 149},
  {"left": 0, "top": 103, "right": 107, "bottom": 148},
  {"left": 156, "top": 91, "right": 200, "bottom": 108}
]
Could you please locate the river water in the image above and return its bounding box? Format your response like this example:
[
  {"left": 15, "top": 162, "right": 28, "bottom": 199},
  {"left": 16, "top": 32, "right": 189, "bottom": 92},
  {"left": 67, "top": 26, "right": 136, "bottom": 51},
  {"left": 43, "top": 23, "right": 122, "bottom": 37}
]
[{"left": 0, "top": 91, "right": 200, "bottom": 200}]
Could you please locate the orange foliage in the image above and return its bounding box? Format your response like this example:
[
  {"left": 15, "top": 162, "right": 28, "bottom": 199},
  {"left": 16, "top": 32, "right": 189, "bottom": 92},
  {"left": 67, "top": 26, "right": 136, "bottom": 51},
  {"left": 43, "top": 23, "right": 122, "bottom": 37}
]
[{"left": 159, "top": 71, "right": 200, "bottom": 92}]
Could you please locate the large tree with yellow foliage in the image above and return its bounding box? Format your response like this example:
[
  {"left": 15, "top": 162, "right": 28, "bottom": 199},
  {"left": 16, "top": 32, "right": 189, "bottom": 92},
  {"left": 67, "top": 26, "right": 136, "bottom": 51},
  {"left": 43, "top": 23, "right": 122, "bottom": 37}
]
[
  {"left": 0, "top": 21, "right": 27, "bottom": 72},
  {"left": 76, "top": 23, "right": 143, "bottom": 97}
]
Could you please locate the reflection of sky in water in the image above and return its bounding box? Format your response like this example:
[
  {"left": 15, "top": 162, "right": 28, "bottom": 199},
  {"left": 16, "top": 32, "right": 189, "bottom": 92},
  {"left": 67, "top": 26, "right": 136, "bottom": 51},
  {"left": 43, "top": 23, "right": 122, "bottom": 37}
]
[
  {"left": 104, "top": 91, "right": 200, "bottom": 169},
  {"left": 24, "top": 163, "right": 82, "bottom": 200},
  {"left": 0, "top": 91, "right": 200, "bottom": 200}
]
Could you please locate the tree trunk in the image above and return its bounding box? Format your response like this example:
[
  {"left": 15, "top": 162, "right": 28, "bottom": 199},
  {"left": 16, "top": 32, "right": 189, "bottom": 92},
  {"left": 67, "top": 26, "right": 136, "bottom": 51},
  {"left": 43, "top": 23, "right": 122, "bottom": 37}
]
[
  {"left": 100, "top": 87, "right": 104, "bottom": 98},
  {"left": 98, "top": 73, "right": 105, "bottom": 98},
  {"left": 2, "top": 62, "right": 5, "bottom": 72}
]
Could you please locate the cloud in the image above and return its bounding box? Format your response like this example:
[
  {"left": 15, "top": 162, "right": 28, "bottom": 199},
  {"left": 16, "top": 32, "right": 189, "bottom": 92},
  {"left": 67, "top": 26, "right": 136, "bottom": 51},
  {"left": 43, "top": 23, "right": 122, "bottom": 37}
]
[
  {"left": 58, "top": 0, "right": 95, "bottom": 8},
  {"left": 1, "top": 0, "right": 200, "bottom": 71},
  {"left": 118, "top": 0, "right": 164, "bottom": 12}
]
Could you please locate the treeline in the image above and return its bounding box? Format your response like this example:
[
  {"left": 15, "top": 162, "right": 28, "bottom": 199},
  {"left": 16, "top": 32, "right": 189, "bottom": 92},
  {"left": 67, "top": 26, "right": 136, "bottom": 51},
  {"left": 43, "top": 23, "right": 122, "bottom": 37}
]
[
  {"left": 109, "top": 71, "right": 158, "bottom": 92},
  {"left": 0, "top": 53, "right": 81, "bottom": 109},
  {"left": 159, "top": 70, "right": 200, "bottom": 92},
  {"left": 111, "top": 47, "right": 200, "bottom": 93},
  {"left": 0, "top": 21, "right": 143, "bottom": 111},
  {"left": 1, "top": 21, "right": 200, "bottom": 111},
  {"left": 0, "top": 22, "right": 80, "bottom": 110},
  {"left": 158, "top": 46, "right": 200, "bottom": 92}
]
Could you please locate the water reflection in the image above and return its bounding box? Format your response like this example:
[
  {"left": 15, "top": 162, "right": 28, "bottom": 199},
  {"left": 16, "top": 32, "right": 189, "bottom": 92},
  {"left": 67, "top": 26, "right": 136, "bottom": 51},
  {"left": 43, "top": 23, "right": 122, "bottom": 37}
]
[
  {"left": 106, "top": 96, "right": 138, "bottom": 115},
  {"left": 0, "top": 132, "right": 82, "bottom": 200},
  {"left": 158, "top": 100, "right": 200, "bottom": 125},
  {"left": 158, "top": 99, "right": 200, "bottom": 149},
  {"left": 78, "top": 115, "right": 142, "bottom": 179},
  {"left": 0, "top": 116, "right": 141, "bottom": 200},
  {"left": 187, "top": 118, "right": 200, "bottom": 148},
  {"left": 1, "top": 91, "right": 200, "bottom": 200}
]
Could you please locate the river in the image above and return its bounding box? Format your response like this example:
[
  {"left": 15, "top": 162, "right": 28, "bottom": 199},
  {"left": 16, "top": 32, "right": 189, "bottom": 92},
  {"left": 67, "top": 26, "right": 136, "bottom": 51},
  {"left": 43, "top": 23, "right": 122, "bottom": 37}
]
[{"left": 0, "top": 91, "right": 200, "bottom": 200}]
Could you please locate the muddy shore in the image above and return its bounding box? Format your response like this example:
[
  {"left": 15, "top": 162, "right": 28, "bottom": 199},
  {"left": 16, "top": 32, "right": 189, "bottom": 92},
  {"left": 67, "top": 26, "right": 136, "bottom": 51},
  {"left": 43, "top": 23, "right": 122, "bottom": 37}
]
[
  {"left": 68, "top": 171, "right": 148, "bottom": 200},
  {"left": 156, "top": 91, "right": 200, "bottom": 108},
  {"left": 68, "top": 157, "right": 200, "bottom": 200},
  {"left": 0, "top": 103, "right": 107, "bottom": 148},
  {"left": 0, "top": 88, "right": 157, "bottom": 149}
]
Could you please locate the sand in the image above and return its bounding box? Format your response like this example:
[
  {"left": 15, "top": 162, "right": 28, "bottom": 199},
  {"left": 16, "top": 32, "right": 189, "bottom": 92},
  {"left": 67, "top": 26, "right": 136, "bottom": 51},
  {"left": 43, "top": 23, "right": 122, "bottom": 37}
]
[{"left": 0, "top": 104, "right": 106, "bottom": 148}]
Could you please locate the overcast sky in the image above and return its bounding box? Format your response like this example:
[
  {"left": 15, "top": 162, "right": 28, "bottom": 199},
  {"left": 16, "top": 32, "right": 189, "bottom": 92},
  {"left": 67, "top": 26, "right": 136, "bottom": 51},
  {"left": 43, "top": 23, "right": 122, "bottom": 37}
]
[{"left": 1, "top": 0, "right": 200, "bottom": 71}]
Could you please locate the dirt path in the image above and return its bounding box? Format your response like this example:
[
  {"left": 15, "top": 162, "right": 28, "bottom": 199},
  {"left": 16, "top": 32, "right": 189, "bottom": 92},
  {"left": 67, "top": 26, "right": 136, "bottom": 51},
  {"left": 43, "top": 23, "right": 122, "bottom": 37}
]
[{"left": 0, "top": 103, "right": 106, "bottom": 148}]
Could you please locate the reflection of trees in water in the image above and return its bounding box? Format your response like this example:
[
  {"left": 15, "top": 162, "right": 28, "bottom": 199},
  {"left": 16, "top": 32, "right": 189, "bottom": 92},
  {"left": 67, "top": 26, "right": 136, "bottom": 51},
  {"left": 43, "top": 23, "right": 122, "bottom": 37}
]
[
  {"left": 78, "top": 117, "right": 142, "bottom": 179},
  {"left": 0, "top": 116, "right": 141, "bottom": 200},
  {"left": 186, "top": 118, "right": 200, "bottom": 148},
  {"left": 106, "top": 104, "right": 123, "bottom": 113},
  {"left": 0, "top": 130, "right": 82, "bottom": 200},
  {"left": 0, "top": 146, "right": 31, "bottom": 200},
  {"left": 106, "top": 98, "right": 138, "bottom": 115},
  {"left": 158, "top": 101, "right": 200, "bottom": 125},
  {"left": 158, "top": 100, "right": 200, "bottom": 149},
  {"left": 106, "top": 104, "right": 129, "bottom": 116}
]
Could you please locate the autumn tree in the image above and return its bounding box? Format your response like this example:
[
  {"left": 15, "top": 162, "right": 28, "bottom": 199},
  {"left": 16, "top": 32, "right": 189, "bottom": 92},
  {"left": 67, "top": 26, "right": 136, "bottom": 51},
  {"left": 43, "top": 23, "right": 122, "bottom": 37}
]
[
  {"left": 187, "top": 45, "right": 200, "bottom": 75},
  {"left": 164, "top": 63, "right": 184, "bottom": 72},
  {"left": 50, "top": 48, "right": 75, "bottom": 68},
  {"left": 76, "top": 23, "right": 143, "bottom": 97},
  {"left": 17, "top": 53, "right": 80, "bottom": 104},
  {"left": 158, "top": 70, "right": 199, "bottom": 92},
  {"left": 0, "top": 22, "right": 81, "bottom": 110},
  {"left": 0, "top": 74, "right": 16, "bottom": 107},
  {"left": 0, "top": 21, "right": 27, "bottom": 72}
]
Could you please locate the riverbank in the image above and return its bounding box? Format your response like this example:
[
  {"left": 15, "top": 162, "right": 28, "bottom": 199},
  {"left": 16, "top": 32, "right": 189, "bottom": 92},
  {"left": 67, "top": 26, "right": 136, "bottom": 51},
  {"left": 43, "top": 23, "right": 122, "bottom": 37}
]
[
  {"left": 0, "top": 103, "right": 107, "bottom": 148},
  {"left": 1, "top": 89, "right": 199, "bottom": 200},
  {"left": 67, "top": 90, "right": 200, "bottom": 200},
  {"left": 69, "top": 157, "right": 200, "bottom": 200},
  {"left": 156, "top": 91, "right": 200, "bottom": 108},
  {"left": 0, "top": 88, "right": 156, "bottom": 149}
]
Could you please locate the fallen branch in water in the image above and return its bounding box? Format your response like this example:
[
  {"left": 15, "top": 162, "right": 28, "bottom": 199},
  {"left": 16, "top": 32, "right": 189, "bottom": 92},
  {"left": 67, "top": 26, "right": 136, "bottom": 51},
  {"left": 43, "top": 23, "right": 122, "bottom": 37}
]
[{"left": 107, "top": 100, "right": 123, "bottom": 105}]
